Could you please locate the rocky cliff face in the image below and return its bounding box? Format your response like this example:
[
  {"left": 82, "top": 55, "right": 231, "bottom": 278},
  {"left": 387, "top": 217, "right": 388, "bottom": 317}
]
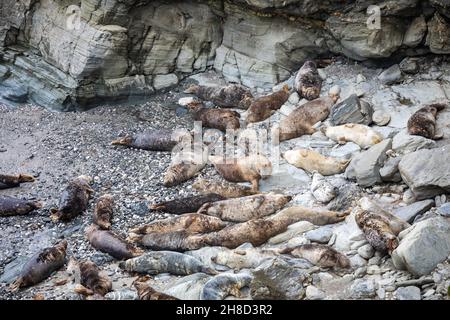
[{"left": 1, "top": 0, "right": 449, "bottom": 110}]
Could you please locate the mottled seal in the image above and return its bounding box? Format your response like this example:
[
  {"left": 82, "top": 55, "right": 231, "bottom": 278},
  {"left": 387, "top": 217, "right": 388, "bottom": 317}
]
[
  {"left": 200, "top": 273, "right": 253, "bottom": 300},
  {"left": 185, "top": 84, "right": 253, "bottom": 109},
  {"left": 209, "top": 155, "right": 273, "bottom": 192},
  {"left": 129, "top": 213, "right": 228, "bottom": 237},
  {"left": 0, "top": 173, "right": 35, "bottom": 190},
  {"left": 197, "top": 193, "right": 292, "bottom": 222},
  {"left": 0, "top": 196, "right": 42, "bottom": 217},
  {"left": 278, "top": 86, "right": 341, "bottom": 141},
  {"left": 74, "top": 260, "right": 112, "bottom": 297},
  {"left": 271, "top": 206, "right": 349, "bottom": 226},
  {"left": 186, "top": 100, "right": 240, "bottom": 132},
  {"left": 134, "top": 281, "right": 178, "bottom": 300},
  {"left": 323, "top": 123, "right": 384, "bottom": 148},
  {"left": 283, "top": 149, "right": 350, "bottom": 175},
  {"left": 294, "top": 60, "right": 323, "bottom": 101},
  {"left": 407, "top": 103, "right": 446, "bottom": 140},
  {"left": 85, "top": 224, "right": 143, "bottom": 260},
  {"left": 119, "top": 251, "right": 216, "bottom": 276},
  {"left": 246, "top": 85, "right": 290, "bottom": 123},
  {"left": 50, "top": 175, "right": 94, "bottom": 222},
  {"left": 111, "top": 129, "right": 190, "bottom": 151},
  {"left": 192, "top": 178, "right": 258, "bottom": 198},
  {"left": 281, "top": 244, "right": 350, "bottom": 269},
  {"left": 211, "top": 247, "right": 276, "bottom": 270},
  {"left": 93, "top": 194, "right": 114, "bottom": 230},
  {"left": 131, "top": 230, "right": 205, "bottom": 252},
  {"left": 10, "top": 240, "right": 68, "bottom": 291},
  {"left": 150, "top": 193, "right": 225, "bottom": 214}
]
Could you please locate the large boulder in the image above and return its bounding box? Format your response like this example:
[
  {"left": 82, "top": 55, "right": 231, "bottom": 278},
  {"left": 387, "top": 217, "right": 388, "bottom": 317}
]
[
  {"left": 427, "top": 13, "right": 450, "bottom": 54},
  {"left": 392, "top": 129, "right": 437, "bottom": 155},
  {"left": 330, "top": 94, "right": 373, "bottom": 125},
  {"left": 392, "top": 217, "right": 450, "bottom": 276},
  {"left": 399, "top": 146, "right": 450, "bottom": 200}
]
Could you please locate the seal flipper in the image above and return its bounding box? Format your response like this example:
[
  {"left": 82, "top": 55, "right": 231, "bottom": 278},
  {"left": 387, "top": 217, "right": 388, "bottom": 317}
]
[
  {"left": 9, "top": 277, "right": 23, "bottom": 292},
  {"left": 18, "top": 174, "right": 35, "bottom": 183}
]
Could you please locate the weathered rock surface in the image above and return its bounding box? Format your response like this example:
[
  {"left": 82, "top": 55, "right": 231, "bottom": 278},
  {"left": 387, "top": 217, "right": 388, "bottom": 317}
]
[
  {"left": 394, "top": 200, "right": 435, "bottom": 223},
  {"left": 392, "top": 217, "right": 450, "bottom": 276},
  {"left": 330, "top": 94, "right": 373, "bottom": 125},
  {"left": 392, "top": 130, "right": 436, "bottom": 155}
]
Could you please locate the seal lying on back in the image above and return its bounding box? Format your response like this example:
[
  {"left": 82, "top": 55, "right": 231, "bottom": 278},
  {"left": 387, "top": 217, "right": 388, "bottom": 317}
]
[
  {"left": 407, "top": 103, "right": 446, "bottom": 140},
  {"left": 111, "top": 129, "right": 190, "bottom": 151},
  {"left": 200, "top": 273, "right": 253, "bottom": 300},
  {"left": 93, "top": 194, "right": 114, "bottom": 230},
  {"left": 0, "top": 196, "right": 42, "bottom": 217},
  {"left": 278, "top": 86, "right": 341, "bottom": 141},
  {"left": 283, "top": 149, "right": 350, "bottom": 176},
  {"left": 186, "top": 100, "right": 240, "bottom": 132},
  {"left": 294, "top": 60, "right": 323, "bottom": 101},
  {"left": 73, "top": 260, "right": 112, "bottom": 297},
  {"left": 86, "top": 224, "right": 143, "bottom": 260},
  {"left": 119, "top": 251, "right": 216, "bottom": 276},
  {"left": 209, "top": 155, "right": 273, "bottom": 192},
  {"left": 323, "top": 124, "right": 384, "bottom": 148},
  {"left": 134, "top": 281, "right": 178, "bottom": 300},
  {"left": 280, "top": 244, "right": 350, "bottom": 269},
  {"left": 197, "top": 193, "right": 292, "bottom": 222},
  {"left": 50, "top": 175, "right": 94, "bottom": 222},
  {"left": 185, "top": 84, "right": 253, "bottom": 109},
  {"left": 150, "top": 193, "right": 225, "bottom": 214},
  {"left": 192, "top": 178, "right": 258, "bottom": 198},
  {"left": 246, "top": 85, "right": 290, "bottom": 123},
  {"left": 129, "top": 213, "right": 228, "bottom": 237},
  {"left": 0, "top": 174, "right": 35, "bottom": 190},
  {"left": 10, "top": 240, "right": 68, "bottom": 291}
]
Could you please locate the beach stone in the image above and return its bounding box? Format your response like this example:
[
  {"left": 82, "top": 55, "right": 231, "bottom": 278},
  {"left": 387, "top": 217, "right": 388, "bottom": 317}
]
[
  {"left": 393, "top": 200, "right": 435, "bottom": 223},
  {"left": 395, "top": 286, "right": 421, "bottom": 300}
]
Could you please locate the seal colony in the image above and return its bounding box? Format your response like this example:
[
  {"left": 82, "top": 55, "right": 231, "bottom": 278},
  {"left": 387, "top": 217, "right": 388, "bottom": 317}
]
[{"left": 2, "top": 59, "right": 448, "bottom": 301}]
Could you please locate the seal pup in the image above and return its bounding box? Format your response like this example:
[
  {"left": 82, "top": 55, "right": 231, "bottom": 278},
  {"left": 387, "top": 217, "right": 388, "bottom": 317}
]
[
  {"left": 211, "top": 247, "right": 277, "bottom": 270},
  {"left": 73, "top": 260, "right": 112, "bottom": 297},
  {"left": 280, "top": 244, "right": 350, "bottom": 269},
  {"left": 197, "top": 193, "right": 292, "bottom": 222},
  {"left": 200, "top": 273, "right": 253, "bottom": 300},
  {"left": 186, "top": 100, "right": 240, "bottom": 132},
  {"left": 50, "top": 175, "right": 94, "bottom": 222},
  {"left": 134, "top": 281, "right": 178, "bottom": 300},
  {"left": 294, "top": 60, "right": 323, "bottom": 101},
  {"left": 130, "top": 230, "right": 205, "bottom": 252},
  {"left": 85, "top": 224, "right": 143, "bottom": 260},
  {"left": 246, "top": 85, "right": 290, "bottom": 123},
  {"left": 93, "top": 194, "right": 114, "bottom": 230},
  {"left": 192, "top": 178, "right": 258, "bottom": 198},
  {"left": 0, "top": 174, "right": 35, "bottom": 190},
  {"left": 283, "top": 149, "right": 350, "bottom": 176},
  {"left": 119, "top": 251, "right": 216, "bottom": 276},
  {"left": 209, "top": 155, "right": 273, "bottom": 192},
  {"left": 111, "top": 129, "right": 190, "bottom": 151},
  {"left": 10, "top": 240, "right": 68, "bottom": 291},
  {"left": 163, "top": 144, "right": 208, "bottom": 187},
  {"left": 407, "top": 103, "right": 446, "bottom": 140},
  {"left": 128, "top": 213, "right": 228, "bottom": 237},
  {"left": 270, "top": 206, "right": 349, "bottom": 226},
  {"left": 185, "top": 84, "right": 253, "bottom": 109},
  {"left": 322, "top": 124, "right": 384, "bottom": 148},
  {"left": 0, "top": 196, "right": 42, "bottom": 217},
  {"left": 355, "top": 209, "right": 399, "bottom": 254},
  {"left": 310, "top": 172, "right": 337, "bottom": 204},
  {"left": 278, "top": 86, "right": 341, "bottom": 141},
  {"left": 150, "top": 193, "right": 225, "bottom": 214}
]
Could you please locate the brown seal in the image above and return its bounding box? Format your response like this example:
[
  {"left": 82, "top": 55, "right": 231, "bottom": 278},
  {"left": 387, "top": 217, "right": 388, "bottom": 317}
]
[
  {"left": 85, "top": 224, "right": 143, "bottom": 260},
  {"left": 0, "top": 174, "right": 35, "bottom": 190},
  {"left": 150, "top": 193, "right": 225, "bottom": 214},
  {"left": 50, "top": 175, "right": 94, "bottom": 222},
  {"left": 111, "top": 129, "right": 190, "bottom": 151},
  {"left": 92, "top": 194, "right": 114, "bottom": 230},
  {"left": 10, "top": 240, "right": 68, "bottom": 291},
  {"left": 129, "top": 213, "right": 228, "bottom": 237},
  {"left": 278, "top": 87, "right": 340, "bottom": 141},
  {"left": 0, "top": 196, "right": 42, "bottom": 217},
  {"left": 185, "top": 84, "right": 253, "bottom": 109},
  {"left": 192, "top": 178, "right": 258, "bottom": 198},
  {"left": 134, "top": 281, "right": 178, "bottom": 300},
  {"left": 73, "top": 260, "right": 112, "bottom": 297},
  {"left": 186, "top": 100, "right": 240, "bottom": 132},
  {"left": 294, "top": 60, "right": 323, "bottom": 101},
  {"left": 281, "top": 244, "right": 350, "bottom": 268},
  {"left": 209, "top": 155, "right": 273, "bottom": 192},
  {"left": 246, "top": 85, "right": 290, "bottom": 123},
  {"left": 407, "top": 103, "right": 446, "bottom": 140}
]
